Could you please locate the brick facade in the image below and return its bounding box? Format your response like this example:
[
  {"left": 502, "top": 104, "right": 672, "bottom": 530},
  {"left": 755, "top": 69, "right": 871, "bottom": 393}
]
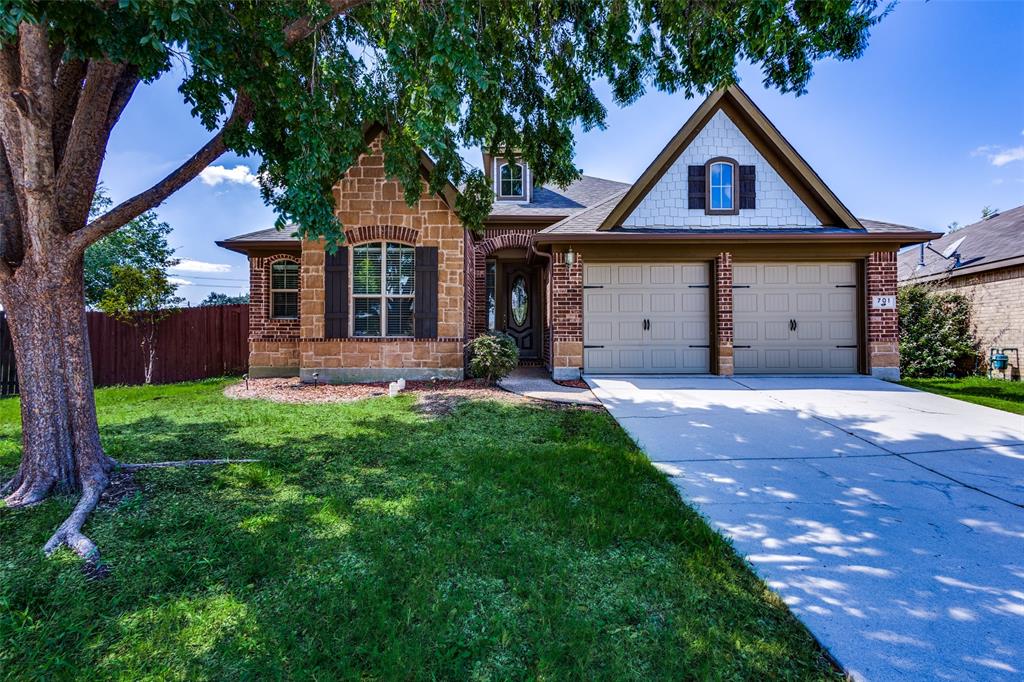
[
  {"left": 550, "top": 249, "right": 583, "bottom": 379},
  {"left": 246, "top": 254, "right": 301, "bottom": 376},
  {"left": 246, "top": 133, "right": 466, "bottom": 382},
  {"left": 714, "top": 252, "right": 734, "bottom": 375},
  {"left": 921, "top": 264, "right": 1024, "bottom": 379},
  {"left": 867, "top": 250, "right": 900, "bottom": 379}
]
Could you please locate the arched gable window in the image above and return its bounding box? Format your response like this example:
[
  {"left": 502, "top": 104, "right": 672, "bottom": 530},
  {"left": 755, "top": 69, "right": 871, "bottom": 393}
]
[
  {"left": 269, "top": 260, "right": 299, "bottom": 319},
  {"left": 499, "top": 162, "right": 524, "bottom": 198},
  {"left": 705, "top": 157, "right": 738, "bottom": 215}
]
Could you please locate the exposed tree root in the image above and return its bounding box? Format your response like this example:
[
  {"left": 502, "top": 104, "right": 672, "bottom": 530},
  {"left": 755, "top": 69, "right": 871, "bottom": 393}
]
[
  {"left": 120, "top": 458, "right": 258, "bottom": 471},
  {"left": 39, "top": 457, "right": 258, "bottom": 560},
  {"left": 3, "top": 477, "right": 54, "bottom": 509}
]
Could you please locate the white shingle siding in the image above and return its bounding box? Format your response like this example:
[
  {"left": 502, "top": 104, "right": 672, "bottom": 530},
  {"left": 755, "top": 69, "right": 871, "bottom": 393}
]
[{"left": 622, "top": 110, "right": 821, "bottom": 228}]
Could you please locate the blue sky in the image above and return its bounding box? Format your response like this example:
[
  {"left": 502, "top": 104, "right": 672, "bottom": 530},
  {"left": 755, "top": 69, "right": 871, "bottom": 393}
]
[{"left": 100, "top": 0, "right": 1024, "bottom": 304}]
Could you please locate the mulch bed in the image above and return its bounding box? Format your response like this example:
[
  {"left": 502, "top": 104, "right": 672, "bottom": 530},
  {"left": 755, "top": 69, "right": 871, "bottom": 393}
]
[
  {"left": 225, "top": 377, "right": 527, "bottom": 406},
  {"left": 554, "top": 379, "right": 590, "bottom": 389}
]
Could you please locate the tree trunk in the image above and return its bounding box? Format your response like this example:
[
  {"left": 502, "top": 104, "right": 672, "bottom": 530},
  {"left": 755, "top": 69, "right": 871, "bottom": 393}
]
[
  {"left": 0, "top": 256, "right": 112, "bottom": 508},
  {"left": 142, "top": 324, "right": 156, "bottom": 385}
]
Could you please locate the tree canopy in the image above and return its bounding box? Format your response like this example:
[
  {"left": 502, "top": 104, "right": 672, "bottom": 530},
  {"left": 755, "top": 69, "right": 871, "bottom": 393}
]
[
  {"left": 201, "top": 291, "right": 249, "bottom": 306},
  {"left": 3, "top": 0, "right": 888, "bottom": 252}
]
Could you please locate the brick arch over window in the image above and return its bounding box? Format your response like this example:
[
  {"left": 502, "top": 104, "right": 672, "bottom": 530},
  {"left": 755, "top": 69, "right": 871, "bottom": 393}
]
[{"left": 344, "top": 225, "right": 419, "bottom": 246}]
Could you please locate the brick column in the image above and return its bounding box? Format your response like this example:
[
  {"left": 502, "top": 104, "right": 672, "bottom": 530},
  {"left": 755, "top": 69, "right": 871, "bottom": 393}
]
[
  {"left": 867, "top": 251, "right": 900, "bottom": 380},
  {"left": 551, "top": 249, "right": 583, "bottom": 379},
  {"left": 714, "top": 252, "right": 734, "bottom": 376}
]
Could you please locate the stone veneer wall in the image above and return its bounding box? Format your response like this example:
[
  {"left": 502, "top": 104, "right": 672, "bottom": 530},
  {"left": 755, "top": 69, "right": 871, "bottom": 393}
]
[
  {"left": 867, "top": 251, "right": 900, "bottom": 380},
  {"left": 247, "top": 254, "right": 301, "bottom": 376},
  {"left": 550, "top": 249, "right": 583, "bottom": 379},
  {"left": 923, "top": 264, "right": 1024, "bottom": 379},
  {"left": 714, "top": 252, "right": 734, "bottom": 375},
  {"left": 297, "top": 135, "right": 466, "bottom": 382},
  {"left": 623, "top": 110, "right": 821, "bottom": 228}
]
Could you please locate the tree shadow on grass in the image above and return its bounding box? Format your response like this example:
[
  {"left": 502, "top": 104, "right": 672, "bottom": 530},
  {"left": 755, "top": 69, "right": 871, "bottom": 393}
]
[{"left": 0, "top": 397, "right": 840, "bottom": 681}]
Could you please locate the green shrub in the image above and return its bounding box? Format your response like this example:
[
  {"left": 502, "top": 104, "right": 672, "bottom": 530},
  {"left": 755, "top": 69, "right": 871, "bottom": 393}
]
[
  {"left": 467, "top": 332, "right": 519, "bottom": 383},
  {"left": 898, "top": 284, "right": 978, "bottom": 378}
]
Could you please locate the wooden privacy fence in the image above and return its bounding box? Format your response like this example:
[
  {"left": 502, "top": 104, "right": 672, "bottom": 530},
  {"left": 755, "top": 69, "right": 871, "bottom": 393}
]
[{"left": 0, "top": 304, "right": 249, "bottom": 395}]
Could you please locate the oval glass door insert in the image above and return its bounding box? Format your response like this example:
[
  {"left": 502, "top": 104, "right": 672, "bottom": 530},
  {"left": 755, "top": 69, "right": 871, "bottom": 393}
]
[{"left": 511, "top": 276, "right": 528, "bottom": 326}]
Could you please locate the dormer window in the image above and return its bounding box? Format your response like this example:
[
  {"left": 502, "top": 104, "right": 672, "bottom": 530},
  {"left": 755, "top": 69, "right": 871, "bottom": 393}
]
[
  {"left": 706, "top": 158, "right": 737, "bottom": 214},
  {"left": 499, "top": 162, "right": 524, "bottom": 198}
]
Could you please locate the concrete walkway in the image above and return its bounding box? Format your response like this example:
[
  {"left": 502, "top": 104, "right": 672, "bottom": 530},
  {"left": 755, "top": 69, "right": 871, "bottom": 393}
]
[
  {"left": 498, "top": 367, "right": 601, "bottom": 405},
  {"left": 587, "top": 374, "right": 1024, "bottom": 682}
]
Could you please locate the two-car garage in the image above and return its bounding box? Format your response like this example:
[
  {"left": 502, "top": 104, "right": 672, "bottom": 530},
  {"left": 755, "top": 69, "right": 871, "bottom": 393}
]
[{"left": 582, "top": 261, "right": 860, "bottom": 375}]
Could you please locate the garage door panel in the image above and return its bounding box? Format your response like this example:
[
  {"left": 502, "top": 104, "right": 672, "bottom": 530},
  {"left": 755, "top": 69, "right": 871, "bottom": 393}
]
[
  {"left": 681, "top": 292, "right": 707, "bottom": 313},
  {"left": 649, "top": 265, "right": 675, "bottom": 284},
  {"left": 797, "top": 321, "right": 823, "bottom": 341},
  {"left": 617, "top": 265, "right": 642, "bottom": 285},
  {"left": 584, "top": 262, "right": 710, "bottom": 374},
  {"left": 735, "top": 262, "right": 858, "bottom": 374},
  {"left": 618, "top": 293, "right": 644, "bottom": 313},
  {"left": 650, "top": 293, "right": 675, "bottom": 312},
  {"left": 586, "top": 292, "right": 612, "bottom": 313},
  {"left": 734, "top": 293, "right": 758, "bottom": 313},
  {"left": 587, "top": 321, "right": 613, "bottom": 342},
  {"left": 649, "top": 320, "right": 677, "bottom": 341}
]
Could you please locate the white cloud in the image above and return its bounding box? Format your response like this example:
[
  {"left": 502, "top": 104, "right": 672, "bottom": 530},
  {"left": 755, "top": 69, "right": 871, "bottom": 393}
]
[
  {"left": 198, "top": 164, "right": 260, "bottom": 188},
  {"left": 972, "top": 143, "right": 1024, "bottom": 167},
  {"left": 171, "top": 259, "right": 232, "bottom": 274},
  {"left": 168, "top": 276, "right": 193, "bottom": 286},
  {"left": 990, "top": 146, "right": 1024, "bottom": 167}
]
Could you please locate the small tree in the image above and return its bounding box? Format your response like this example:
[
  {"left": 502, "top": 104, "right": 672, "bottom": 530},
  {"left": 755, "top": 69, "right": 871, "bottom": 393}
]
[
  {"left": 98, "top": 266, "right": 183, "bottom": 384},
  {"left": 200, "top": 292, "right": 250, "bottom": 306},
  {"left": 84, "top": 188, "right": 178, "bottom": 307},
  {"left": 981, "top": 206, "right": 999, "bottom": 219},
  {"left": 898, "top": 284, "right": 978, "bottom": 378}
]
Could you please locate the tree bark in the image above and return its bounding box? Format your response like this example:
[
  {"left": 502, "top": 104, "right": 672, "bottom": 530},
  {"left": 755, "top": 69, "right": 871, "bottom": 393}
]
[{"left": 0, "top": 255, "right": 112, "bottom": 507}]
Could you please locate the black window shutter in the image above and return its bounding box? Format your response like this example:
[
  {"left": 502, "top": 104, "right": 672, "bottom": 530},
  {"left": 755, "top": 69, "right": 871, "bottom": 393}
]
[
  {"left": 414, "top": 246, "right": 438, "bottom": 339},
  {"left": 687, "top": 165, "right": 706, "bottom": 209},
  {"left": 739, "top": 165, "right": 756, "bottom": 209},
  {"left": 324, "top": 247, "right": 348, "bottom": 338}
]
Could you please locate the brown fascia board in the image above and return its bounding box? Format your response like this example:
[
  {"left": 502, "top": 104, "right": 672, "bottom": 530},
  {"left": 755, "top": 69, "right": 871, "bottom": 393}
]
[
  {"left": 215, "top": 239, "right": 301, "bottom": 256},
  {"left": 534, "top": 230, "right": 941, "bottom": 245},
  {"left": 598, "top": 85, "right": 861, "bottom": 231}
]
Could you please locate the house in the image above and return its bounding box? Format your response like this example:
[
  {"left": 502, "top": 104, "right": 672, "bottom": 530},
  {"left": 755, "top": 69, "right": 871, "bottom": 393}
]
[
  {"left": 217, "top": 85, "right": 938, "bottom": 383},
  {"left": 898, "top": 205, "right": 1024, "bottom": 377}
]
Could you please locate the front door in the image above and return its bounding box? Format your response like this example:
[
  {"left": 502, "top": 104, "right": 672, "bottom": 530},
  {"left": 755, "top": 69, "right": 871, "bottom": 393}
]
[{"left": 503, "top": 264, "right": 540, "bottom": 359}]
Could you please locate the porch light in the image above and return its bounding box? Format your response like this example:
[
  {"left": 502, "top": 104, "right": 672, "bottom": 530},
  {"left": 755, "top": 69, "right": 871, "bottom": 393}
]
[{"left": 565, "top": 246, "right": 576, "bottom": 267}]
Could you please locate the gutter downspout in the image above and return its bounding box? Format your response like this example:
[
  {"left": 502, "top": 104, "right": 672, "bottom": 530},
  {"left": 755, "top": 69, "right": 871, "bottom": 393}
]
[{"left": 529, "top": 239, "right": 554, "bottom": 373}]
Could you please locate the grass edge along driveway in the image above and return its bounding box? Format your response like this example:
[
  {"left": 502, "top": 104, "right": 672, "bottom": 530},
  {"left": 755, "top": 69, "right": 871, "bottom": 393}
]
[
  {"left": 901, "top": 376, "right": 1024, "bottom": 415},
  {"left": 0, "top": 379, "right": 841, "bottom": 680}
]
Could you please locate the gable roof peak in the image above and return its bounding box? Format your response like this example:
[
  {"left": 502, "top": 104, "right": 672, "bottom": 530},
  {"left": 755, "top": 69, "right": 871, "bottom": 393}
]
[{"left": 597, "top": 84, "right": 861, "bottom": 230}]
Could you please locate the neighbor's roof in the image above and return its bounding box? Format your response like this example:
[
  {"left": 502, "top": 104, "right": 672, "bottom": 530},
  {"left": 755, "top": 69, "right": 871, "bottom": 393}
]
[{"left": 898, "top": 204, "right": 1024, "bottom": 283}]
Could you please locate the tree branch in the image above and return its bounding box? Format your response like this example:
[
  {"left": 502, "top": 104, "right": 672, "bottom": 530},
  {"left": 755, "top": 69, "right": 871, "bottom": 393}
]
[
  {"left": 56, "top": 60, "right": 126, "bottom": 231},
  {"left": 74, "top": 0, "right": 372, "bottom": 251},
  {"left": 51, "top": 57, "right": 86, "bottom": 167},
  {"left": 0, "top": 141, "right": 23, "bottom": 267},
  {"left": 71, "top": 94, "right": 250, "bottom": 252}
]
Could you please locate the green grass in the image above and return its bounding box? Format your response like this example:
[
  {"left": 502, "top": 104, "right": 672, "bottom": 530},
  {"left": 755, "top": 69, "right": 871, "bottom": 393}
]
[
  {"left": 901, "top": 376, "right": 1024, "bottom": 415},
  {"left": 0, "top": 380, "right": 839, "bottom": 680}
]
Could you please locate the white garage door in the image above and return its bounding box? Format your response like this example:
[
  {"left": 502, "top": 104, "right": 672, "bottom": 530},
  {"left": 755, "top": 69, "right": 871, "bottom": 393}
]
[
  {"left": 583, "top": 263, "right": 710, "bottom": 374},
  {"left": 733, "top": 262, "right": 859, "bottom": 374}
]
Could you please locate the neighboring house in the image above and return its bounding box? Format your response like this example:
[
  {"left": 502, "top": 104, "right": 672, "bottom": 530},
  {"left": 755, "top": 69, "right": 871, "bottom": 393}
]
[
  {"left": 217, "top": 85, "right": 938, "bottom": 383},
  {"left": 898, "top": 205, "right": 1024, "bottom": 376}
]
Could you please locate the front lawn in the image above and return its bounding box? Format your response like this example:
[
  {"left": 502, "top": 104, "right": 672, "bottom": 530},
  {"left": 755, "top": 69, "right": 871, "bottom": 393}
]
[
  {"left": 901, "top": 376, "right": 1024, "bottom": 415},
  {"left": 0, "top": 380, "right": 839, "bottom": 680}
]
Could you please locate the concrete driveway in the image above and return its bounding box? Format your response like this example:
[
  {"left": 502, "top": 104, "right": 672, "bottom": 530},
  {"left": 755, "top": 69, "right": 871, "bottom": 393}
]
[{"left": 586, "top": 375, "right": 1024, "bottom": 682}]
